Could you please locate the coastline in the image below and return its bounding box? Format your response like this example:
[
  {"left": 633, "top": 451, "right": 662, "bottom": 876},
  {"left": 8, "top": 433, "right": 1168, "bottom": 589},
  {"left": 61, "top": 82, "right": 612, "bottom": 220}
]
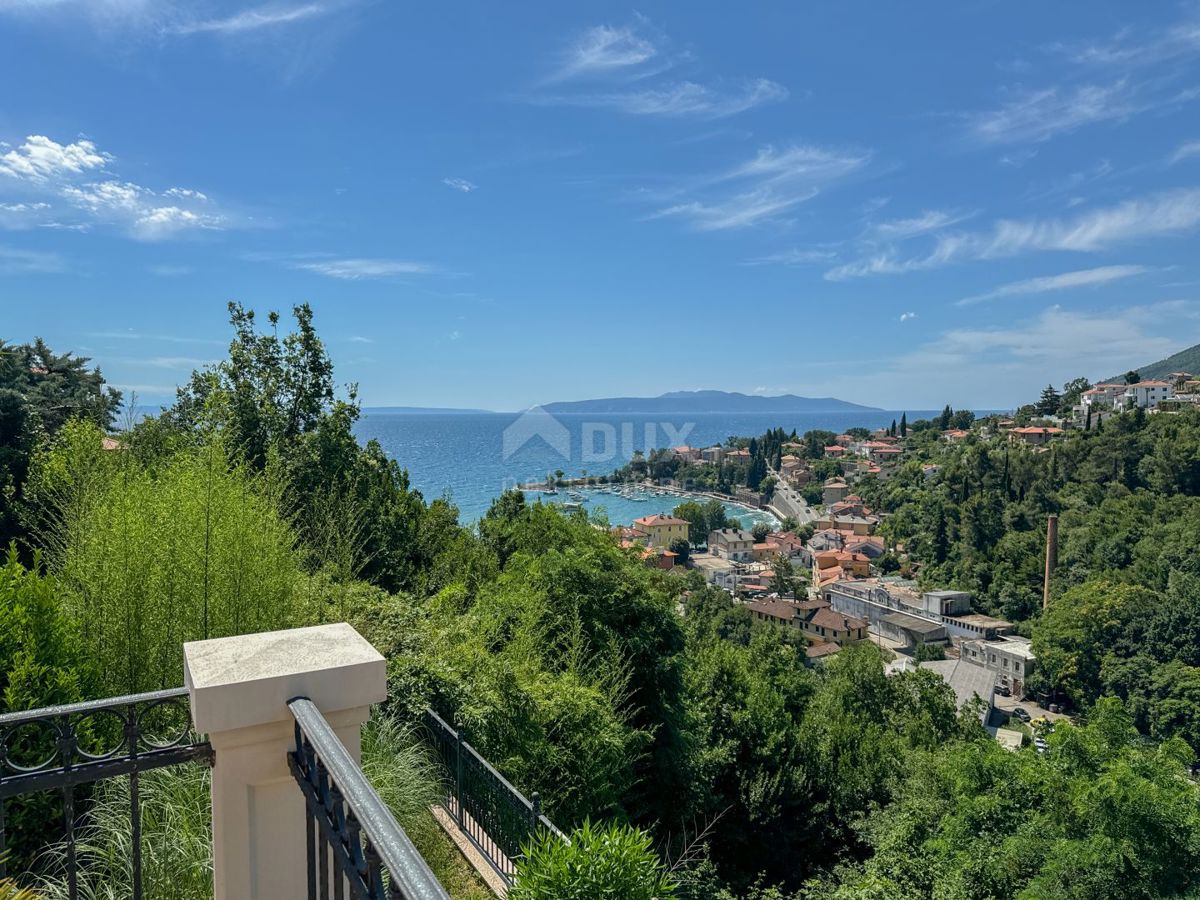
[{"left": 522, "top": 479, "right": 782, "bottom": 528}]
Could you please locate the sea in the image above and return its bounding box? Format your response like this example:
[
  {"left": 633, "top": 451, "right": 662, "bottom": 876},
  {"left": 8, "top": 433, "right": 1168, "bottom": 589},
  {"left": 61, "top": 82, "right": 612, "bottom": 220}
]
[{"left": 354, "top": 409, "right": 948, "bottom": 526}]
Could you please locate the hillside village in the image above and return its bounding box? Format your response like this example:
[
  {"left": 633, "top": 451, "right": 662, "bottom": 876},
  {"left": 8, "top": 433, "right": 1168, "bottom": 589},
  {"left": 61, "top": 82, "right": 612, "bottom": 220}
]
[{"left": 608, "top": 368, "right": 1200, "bottom": 738}]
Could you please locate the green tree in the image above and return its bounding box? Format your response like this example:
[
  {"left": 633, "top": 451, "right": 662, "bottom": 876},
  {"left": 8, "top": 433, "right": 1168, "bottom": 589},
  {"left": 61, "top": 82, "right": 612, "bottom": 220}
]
[
  {"left": 898, "top": 412, "right": 907, "bottom": 438},
  {"left": 1124, "top": 369, "right": 1141, "bottom": 385},
  {"left": 1037, "top": 383, "right": 1061, "bottom": 415}
]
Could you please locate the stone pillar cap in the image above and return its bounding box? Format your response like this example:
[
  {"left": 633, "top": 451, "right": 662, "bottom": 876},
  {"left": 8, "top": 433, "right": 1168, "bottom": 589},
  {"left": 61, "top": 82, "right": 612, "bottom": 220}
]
[{"left": 184, "top": 622, "right": 386, "bottom": 735}]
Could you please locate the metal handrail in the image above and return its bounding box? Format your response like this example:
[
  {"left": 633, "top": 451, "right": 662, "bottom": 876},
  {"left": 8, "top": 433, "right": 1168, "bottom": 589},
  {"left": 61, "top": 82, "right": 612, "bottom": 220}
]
[
  {"left": 0, "top": 687, "right": 213, "bottom": 892},
  {"left": 422, "top": 708, "right": 566, "bottom": 886},
  {"left": 288, "top": 697, "right": 450, "bottom": 900}
]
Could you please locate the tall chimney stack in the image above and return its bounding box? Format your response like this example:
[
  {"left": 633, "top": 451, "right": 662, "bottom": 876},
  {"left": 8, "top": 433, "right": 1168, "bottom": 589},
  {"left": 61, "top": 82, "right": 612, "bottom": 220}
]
[{"left": 1043, "top": 514, "right": 1058, "bottom": 609}]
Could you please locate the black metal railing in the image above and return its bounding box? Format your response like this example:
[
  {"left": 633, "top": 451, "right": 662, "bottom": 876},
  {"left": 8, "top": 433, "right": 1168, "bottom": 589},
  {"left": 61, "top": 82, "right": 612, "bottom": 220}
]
[
  {"left": 422, "top": 709, "right": 564, "bottom": 886},
  {"left": 288, "top": 697, "right": 450, "bottom": 900},
  {"left": 0, "top": 687, "right": 213, "bottom": 898}
]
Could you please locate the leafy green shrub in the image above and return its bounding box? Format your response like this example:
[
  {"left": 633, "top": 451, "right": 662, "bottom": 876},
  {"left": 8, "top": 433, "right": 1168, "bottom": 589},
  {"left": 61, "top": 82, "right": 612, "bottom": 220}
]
[
  {"left": 29, "top": 424, "right": 302, "bottom": 695},
  {"left": 0, "top": 547, "right": 92, "bottom": 870},
  {"left": 510, "top": 820, "right": 675, "bottom": 900}
]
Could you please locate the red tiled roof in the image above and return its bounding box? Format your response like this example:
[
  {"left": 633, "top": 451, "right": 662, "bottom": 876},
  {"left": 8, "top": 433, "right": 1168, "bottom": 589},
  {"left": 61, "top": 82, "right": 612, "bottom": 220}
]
[
  {"left": 810, "top": 607, "right": 867, "bottom": 633},
  {"left": 806, "top": 641, "right": 842, "bottom": 659},
  {"left": 634, "top": 514, "right": 688, "bottom": 527}
]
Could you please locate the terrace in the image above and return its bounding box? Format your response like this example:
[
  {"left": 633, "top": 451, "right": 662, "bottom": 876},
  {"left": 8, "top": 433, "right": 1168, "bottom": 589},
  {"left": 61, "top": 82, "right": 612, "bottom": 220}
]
[{"left": 0, "top": 623, "right": 560, "bottom": 900}]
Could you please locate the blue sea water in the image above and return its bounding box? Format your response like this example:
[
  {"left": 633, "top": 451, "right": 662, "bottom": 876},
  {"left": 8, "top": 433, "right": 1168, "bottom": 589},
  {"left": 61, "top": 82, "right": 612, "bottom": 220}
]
[{"left": 354, "top": 409, "right": 945, "bottom": 525}]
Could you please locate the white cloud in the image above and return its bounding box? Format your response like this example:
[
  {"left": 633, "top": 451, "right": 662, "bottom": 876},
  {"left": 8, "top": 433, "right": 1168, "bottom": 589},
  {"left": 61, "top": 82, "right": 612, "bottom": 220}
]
[
  {"left": 0, "top": 244, "right": 64, "bottom": 274},
  {"left": 552, "top": 24, "right": 657, "bottom": 80},
  {"left": 967, "top": 81, "right": 1142, "bottom": 145},
  {"left": 836, "top": 304, "right": 1191, "bottom": 409},
  {"left": 167, "top": 2, "right": 331, "bottom": 35},
  {"left": 164, "top": 187, "right": 208, "bottom": 200},
  {"left": 873, "top": 209, "right": 975, "bottom": 240},
  {"left": 826, "top": 187, "right": 1200, "bottom": 279},
  {"left": 957, "top": 264, "right": 1151, "bottom": 306},
  {"left": 1058, "top": 19, "right": 1200, "bottom": 68},
  {"left": 1170, "top": 140, "right": 1200, "bottom": 164},
  {"left": 536, "top": 78, "right": 787, "bottom": 120},
  {"left": 899, "top": 311, "right": 917, "bottom": 321},
  {"left": 347, "top": 335, "right": 374, "bottom": 343},
  {"left": 442, "top": 177, "right": 477, "bottom": 193},
  {"left": 0, "top": 135, "right": 108, "bottom": 181},
  {"left": 294, "top": 258, "right": 436, "bottom": 280},
  {"left": 650, "top": 143, "right": 869, "bottom": 231},
  {"left": 0, "top": 135, "right": 224, "bottom": 239},
  {"left": 534, "top": 20, "right": 784, "bottom": 120},
  {"left": 742, "top": 247, "right": 837, "bottom": 266},
  {"left": 0, "top": 201, "right": 50, "bottom": 213},
  {"left": 134, "top": 205, "right": 222, "bottom": 238},
  {"left": 448, "top": 330, "right": 461, "bottom": 341}
]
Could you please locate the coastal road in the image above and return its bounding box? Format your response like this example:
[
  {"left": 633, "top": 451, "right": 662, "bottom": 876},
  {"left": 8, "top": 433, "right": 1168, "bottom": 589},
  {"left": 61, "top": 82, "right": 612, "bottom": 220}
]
[{"left": 768, "top": 467, "right": 817, "bottom": 524}]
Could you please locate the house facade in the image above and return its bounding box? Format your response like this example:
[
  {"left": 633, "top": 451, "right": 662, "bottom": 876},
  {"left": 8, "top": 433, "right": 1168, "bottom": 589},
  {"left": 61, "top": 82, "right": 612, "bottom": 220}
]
[
  {"left": 708, "top": 528, "right": 755, "bottom": 561},
  {"left": 633, "top": 514, "right": 689, "bottom": 549}
]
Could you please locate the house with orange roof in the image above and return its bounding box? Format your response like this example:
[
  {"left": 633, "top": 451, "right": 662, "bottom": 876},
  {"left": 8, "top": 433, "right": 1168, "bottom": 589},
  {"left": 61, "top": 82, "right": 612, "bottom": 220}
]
[
  {"left": 1008, "top": 426, "right": 1063, "bottom": 446},
  {"left": 745, "top": 598, "right": 868, "bottom": 647},
  {"left": 823, "top": 445, "right": 847, "bottom": 458},
  {"left": 633, "top": 514, "right": 689, "bottom": 549}
]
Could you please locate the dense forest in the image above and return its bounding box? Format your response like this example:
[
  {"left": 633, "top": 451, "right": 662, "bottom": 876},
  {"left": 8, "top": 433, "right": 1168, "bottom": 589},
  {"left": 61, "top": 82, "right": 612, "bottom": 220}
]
[{"left": 1, "top": 306, "right": 1199, "bottom": 899}]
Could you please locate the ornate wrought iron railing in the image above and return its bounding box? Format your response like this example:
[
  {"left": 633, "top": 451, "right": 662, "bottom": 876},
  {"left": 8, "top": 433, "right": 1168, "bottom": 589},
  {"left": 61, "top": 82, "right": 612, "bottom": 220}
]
[
  {"left": 0, "top": 687, "right": 213, "bottom": 898},
  {"left": 288, "top": 697, "right": 450, "bottom": 900},
  {"left": 422, "top": 709, "right": 564, "bottom": 886}
]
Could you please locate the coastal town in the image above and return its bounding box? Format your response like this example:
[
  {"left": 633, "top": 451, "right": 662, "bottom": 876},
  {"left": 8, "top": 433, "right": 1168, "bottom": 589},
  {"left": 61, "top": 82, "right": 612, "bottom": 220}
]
[{"left": 590, "top": 368, "right": 1200, "bottom": 744}]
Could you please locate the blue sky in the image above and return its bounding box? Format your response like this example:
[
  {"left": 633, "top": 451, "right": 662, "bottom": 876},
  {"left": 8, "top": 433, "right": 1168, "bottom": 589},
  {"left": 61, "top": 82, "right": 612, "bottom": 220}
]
[{"left": 2, "top": 1, "right": 1200, "bottom": 411}]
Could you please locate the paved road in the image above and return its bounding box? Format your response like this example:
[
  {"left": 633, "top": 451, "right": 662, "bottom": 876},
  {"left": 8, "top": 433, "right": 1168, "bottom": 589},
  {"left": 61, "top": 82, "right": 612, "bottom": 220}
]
[{"left": 768, "top": 467, "right": 818, "bottom": 524}]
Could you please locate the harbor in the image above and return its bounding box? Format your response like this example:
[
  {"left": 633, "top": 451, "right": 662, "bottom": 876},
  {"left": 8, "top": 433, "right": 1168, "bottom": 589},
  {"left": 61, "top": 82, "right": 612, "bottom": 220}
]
[{"left": 522, "top": 483, "right": 781, "bottom": 530}]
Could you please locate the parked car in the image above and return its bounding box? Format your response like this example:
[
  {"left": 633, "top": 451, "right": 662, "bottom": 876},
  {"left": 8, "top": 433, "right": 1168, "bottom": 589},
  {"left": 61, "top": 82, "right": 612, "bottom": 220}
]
[
  {"left": 1010, "top": 707, "right": 1031, "bottom": 723},
  {"left": 996, "top": 683, "right": 1011, "bottom": 697}
]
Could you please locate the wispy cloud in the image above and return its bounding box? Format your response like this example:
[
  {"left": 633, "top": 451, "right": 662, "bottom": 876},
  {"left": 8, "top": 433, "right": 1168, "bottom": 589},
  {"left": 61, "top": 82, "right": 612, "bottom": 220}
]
[
  {"left": 956, "top": 264, "right": 1151, "bottom": 306},
  {"left": 551, "top": 23, "right": 658, "bottom": 81},
  {"left": 649, "top": 143, "right": 869, "bottom": 232},
  {"left": 1055, "top": 18, "right": 1200, "bottom": 69},
  {"left": 531, "top": 19, "right": 785, "bottom": 120},
  {"left": 0, "top": 0, "right": 343, "bottom": 37},
  {"left": 167, "top": 2, "right": 332, "bottom": 35},
  {"left": 89, "top": 329, "right": 225, "bottom": 346},
  {"left": 872, "top": 209, "right": 976, "bottom": 240},
  {"left": 967, "top": 81, "right": 1147, "bottom": 145},
  {"left": 442, "top": 177, "right": 477, "bottom": 193},
  {"left": 0, "top": 134, "right": 225, "bottom": 239},
  {"left": 1171, "top": 140, "right": 1200, "bottom": 164},
  {"left": 346, "top": 335, "right": 374, "bottom": 343},
  {"left": 827, "top": 187, "right": 1200, "bottom": 280},
  {"left": 899, "top": 311, "right": 917, "bottom": 322},
  {"left": 293, "top": 258, "right": 437, "bottom": 280},
  {"left": 533, "top": 78, "right": 787, "bottom": 120},
  {"left": 741, "top": 247, "right": 837, "bottom": 267},
  {"left": 834, "top": 303, "right": 1192, "bottom": 409},
  {"left": 0, "top": 244, "right": 64, "bottom": 274}
]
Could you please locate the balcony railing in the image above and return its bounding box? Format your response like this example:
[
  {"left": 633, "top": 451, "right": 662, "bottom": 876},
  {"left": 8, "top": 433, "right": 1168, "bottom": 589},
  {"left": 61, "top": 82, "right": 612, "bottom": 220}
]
[
  {"left": 289, "top": 697, "right": 449, "bottom": 900},
  {"left": 0, "top": 623, "right": 564, "bottom": 900},
  {"left": 423, "top": 710, "right": 565, "bottom": 887},
  {"left": 0, "top": 687, "right": 213, "bottom": 897}
]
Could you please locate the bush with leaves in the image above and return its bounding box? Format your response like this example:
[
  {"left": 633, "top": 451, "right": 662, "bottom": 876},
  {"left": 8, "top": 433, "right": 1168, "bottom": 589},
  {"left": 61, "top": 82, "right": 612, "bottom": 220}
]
[{"left": 511, "top": 820, "right": 675, "bottom": 900}]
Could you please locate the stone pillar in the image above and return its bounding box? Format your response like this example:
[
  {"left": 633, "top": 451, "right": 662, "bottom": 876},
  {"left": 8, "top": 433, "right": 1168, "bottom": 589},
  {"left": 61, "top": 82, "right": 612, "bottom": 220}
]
[{"left": 184, "top": 623, "right": 387, "bottom": 900}]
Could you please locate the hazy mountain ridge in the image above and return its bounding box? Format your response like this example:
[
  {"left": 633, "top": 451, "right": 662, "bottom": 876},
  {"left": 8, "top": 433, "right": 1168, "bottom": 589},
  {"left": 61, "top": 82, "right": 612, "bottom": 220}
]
[{"left": 542, "top": 390, "right": 881, "bottom": 414}]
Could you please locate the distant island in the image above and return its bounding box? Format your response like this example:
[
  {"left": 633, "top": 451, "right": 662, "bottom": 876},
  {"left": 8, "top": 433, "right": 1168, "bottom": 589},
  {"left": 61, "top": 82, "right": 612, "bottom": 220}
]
[
  {"left": 542, "top": 390, "right": 882, "bottom": 414},
  {"left": 364, "top": 405, "right": 494, "bottom": 415}
]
